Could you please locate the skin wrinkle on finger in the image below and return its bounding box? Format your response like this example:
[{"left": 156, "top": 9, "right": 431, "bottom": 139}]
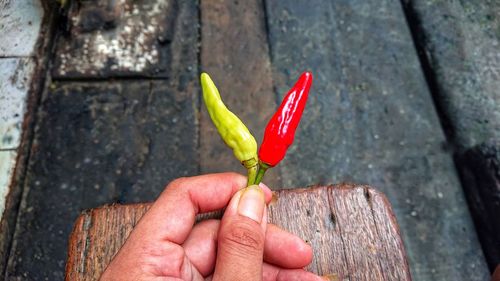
[{"left": 182, "top": 220, "right": 219, "bottom": 276}]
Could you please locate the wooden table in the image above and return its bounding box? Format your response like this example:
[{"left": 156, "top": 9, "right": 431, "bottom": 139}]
[{"left": 65, "top": 185, "right": 411, "bottom": 281}]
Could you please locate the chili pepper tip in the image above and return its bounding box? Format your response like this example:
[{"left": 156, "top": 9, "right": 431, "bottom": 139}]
[
  {"left": 200, "top": 72, "right": 259, "bottom": 185},
  {"left": 258, "top": 71, "right": 313, "bottom": 167}
]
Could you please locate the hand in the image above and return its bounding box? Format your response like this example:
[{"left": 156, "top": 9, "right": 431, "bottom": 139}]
[{"left": 100, "top": 173, "right": 323, "bottom": 281}]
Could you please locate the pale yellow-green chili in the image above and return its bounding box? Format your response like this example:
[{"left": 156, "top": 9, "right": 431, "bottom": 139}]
[{"left": 200, "top": 73, "right": 258, "bottom": 186}]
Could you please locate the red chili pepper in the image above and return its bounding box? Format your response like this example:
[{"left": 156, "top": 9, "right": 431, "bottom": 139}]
[{"left": 254, "top": 72, "right": 312, "bottom": 184}]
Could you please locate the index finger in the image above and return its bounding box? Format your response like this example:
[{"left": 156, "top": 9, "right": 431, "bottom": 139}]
[{"left": 132, "top": 173, "right": 272, "bottom": 244}]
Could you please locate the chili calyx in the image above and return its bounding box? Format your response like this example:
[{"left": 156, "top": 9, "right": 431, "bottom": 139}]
[{"left": 255, "top": 72, "right": 313, "bottom": 184}]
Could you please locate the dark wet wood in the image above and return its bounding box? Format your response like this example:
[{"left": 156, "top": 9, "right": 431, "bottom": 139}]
[
  {"left": 66, "top": 185, "right": 411, "bottom": 281},
  {"left": 5, "top": 2, "right": 200, "bottom": 279},
  {"left": 456, "top": 141, "right": 500, "bottom": 270},
  {"left": 6, "top": 81, "right": 198, "bottom": 280},
  {"left": 263, "top": 0, "right": 489, "bottom": 280},
  {"left": 199, "top": 0, "right": 281, "bottom": 187},
  {"left": 402, "top": 0, "right": 500, "bottom": 272}
]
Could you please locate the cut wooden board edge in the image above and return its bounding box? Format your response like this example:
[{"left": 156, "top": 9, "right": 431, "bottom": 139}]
[{"left": 65, "top": 184, "right": 411, "bottom": 280}]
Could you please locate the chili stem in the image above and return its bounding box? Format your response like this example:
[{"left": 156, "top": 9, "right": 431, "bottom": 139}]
[
  {"left": 254, "top": 162, "right": 270, "bottom": 185},
  {"left": 247, "top": 164, "right": 258, "bottom": 186}
]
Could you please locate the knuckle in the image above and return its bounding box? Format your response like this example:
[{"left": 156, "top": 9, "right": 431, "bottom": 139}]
[
  {"left": 168, "top": 177, "right": 189, "bottom": 190},
  {"left": 139, "top": 243, "right": 186, "bottom": 276},
  {"left": 220, "top": 220, "right": 264, "bottom": 252}
]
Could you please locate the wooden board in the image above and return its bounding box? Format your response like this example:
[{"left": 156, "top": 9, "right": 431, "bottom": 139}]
[
  {"left": 199, "top": 0, "right": 281, "bottom": 187},
  {"left": 456, "top": 140, "right": 500, "bottom": 270},
  {"left": 402, "top": 0, "right": 500, "bottom": 150},
  {"left": 5, "top": 3, "right": 200, "bottom": 279},
  {"left": 263, "top": 0, "right": 489, "bottom": 280},
  {"left": 402, "top": 0, "right": 500, "bottom": 271},
  {"left": 65, "top": 185, "right": 411, "bottom": 281}
]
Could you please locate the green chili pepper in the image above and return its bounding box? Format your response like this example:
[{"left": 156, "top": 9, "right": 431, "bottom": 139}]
[{"left": 200, "top": 73, "right": 258, "bottom": 186}]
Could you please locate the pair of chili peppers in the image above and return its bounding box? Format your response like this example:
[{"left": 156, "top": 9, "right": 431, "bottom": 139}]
[{"left": 201, "top": 72, "right": 312, "bottom": 186}]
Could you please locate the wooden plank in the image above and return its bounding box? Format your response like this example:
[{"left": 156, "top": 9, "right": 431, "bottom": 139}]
[
  {"left": 67, "top": 204, "right": 151, "bottom": 279},
  {"left": 268, "top": 187, "right": 348, "bottom": 277},
  {"left": 65, "top": 185, "right": 411, "bottom": 281},
  {"left": 6, "top": 80, "right": 199, "bottom": 280},
  {"left": 6, "top": 1, "right": 199, "bottom": 279},
  {"left": 263, "top": 1, "right": 489, "bottom": 280},
  {"left": 52, "top": 0, "right": 179, "bottom": 78},
  {"left": 367, "top": 188, "right": 412, "bottom": 281},
  {"left": 332, "top": 187, "right": 391, "bottom": 280},
  {"left": 199, "top": 0, "right": 282, "bottom": 188},
  {"left": 0, "top": 3, "right": 58, "bottom": 279},
  {"left": 402, "top": 0, "right": 500, "bottom": 270},
  {"left": 402, "top": 0, "right": 500, "bottom": 150}
]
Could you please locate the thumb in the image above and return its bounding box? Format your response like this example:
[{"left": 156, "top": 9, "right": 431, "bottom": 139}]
[{"left": 213, "top": 185, "right": 267, "bottom": 281}]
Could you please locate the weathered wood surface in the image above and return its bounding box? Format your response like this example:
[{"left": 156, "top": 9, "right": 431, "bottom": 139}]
[
  {"left": 402, "top": 0, "right": 500, "bottom": 271},
  {"left": 53, "top": 0, "right": 178, "bottom": 78},
  {"left": 0, "top": 2, "right": 59, "bottom": 279},
  {"left": 5, "top": 2, "right": 199, "bottom": 279},
  {"left": 5, "top": 80, "right": 199, "bottom": 280},
  {"left": 403, "top": 0, "right": 500, "bottom": 150},
  {"left": 3, "top": 0, "right": 493, "bottom": 279},
  {"left": 199, "top": 0, "right": 281, "bottom": 187},
  {"left": 264, "top": 0, "right": 489, "bottom": 280},
  {"left": 456, "top": 141, "right": 500, "bottom": 270},
  {"left": 66, "top": 185, "right": 411, "bottom": 281}
]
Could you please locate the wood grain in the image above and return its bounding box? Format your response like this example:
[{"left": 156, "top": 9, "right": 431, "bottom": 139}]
[{"left": 66, "top": 185, "right": 411, "bottom": 281}]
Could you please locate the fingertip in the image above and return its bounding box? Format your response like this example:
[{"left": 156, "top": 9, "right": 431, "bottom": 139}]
[
  {"left": 264, "top": 224, "right": 314, "bottom": 268},
  {"left": 259, "top": 182, "right": 273, "bottom": 203},
  {"left": 296, "top": 238, "right": 313, "bottom": 265}
]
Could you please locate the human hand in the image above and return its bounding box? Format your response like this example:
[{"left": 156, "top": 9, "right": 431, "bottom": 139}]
[{"left": 100, "top": 173, "right": 324, "bottom": 281}]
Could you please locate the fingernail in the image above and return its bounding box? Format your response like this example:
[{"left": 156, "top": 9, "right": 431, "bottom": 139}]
[
  {"left": 238, "top": 185, "right": 265, "bottom": 223},
  {"left": 258, "top": 182, "right": 270, "bottom": 191}
]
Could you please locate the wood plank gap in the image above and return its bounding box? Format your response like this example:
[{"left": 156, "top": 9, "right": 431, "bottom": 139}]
[
  {"left": 51, "top": 76, "right": 175, "bottom": 82},
  {"left": 195, "top": 0, "right": 202, "bottom": 176},
  {"left": 398, "top": 0, "right": 456, "bottom": 146}
]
